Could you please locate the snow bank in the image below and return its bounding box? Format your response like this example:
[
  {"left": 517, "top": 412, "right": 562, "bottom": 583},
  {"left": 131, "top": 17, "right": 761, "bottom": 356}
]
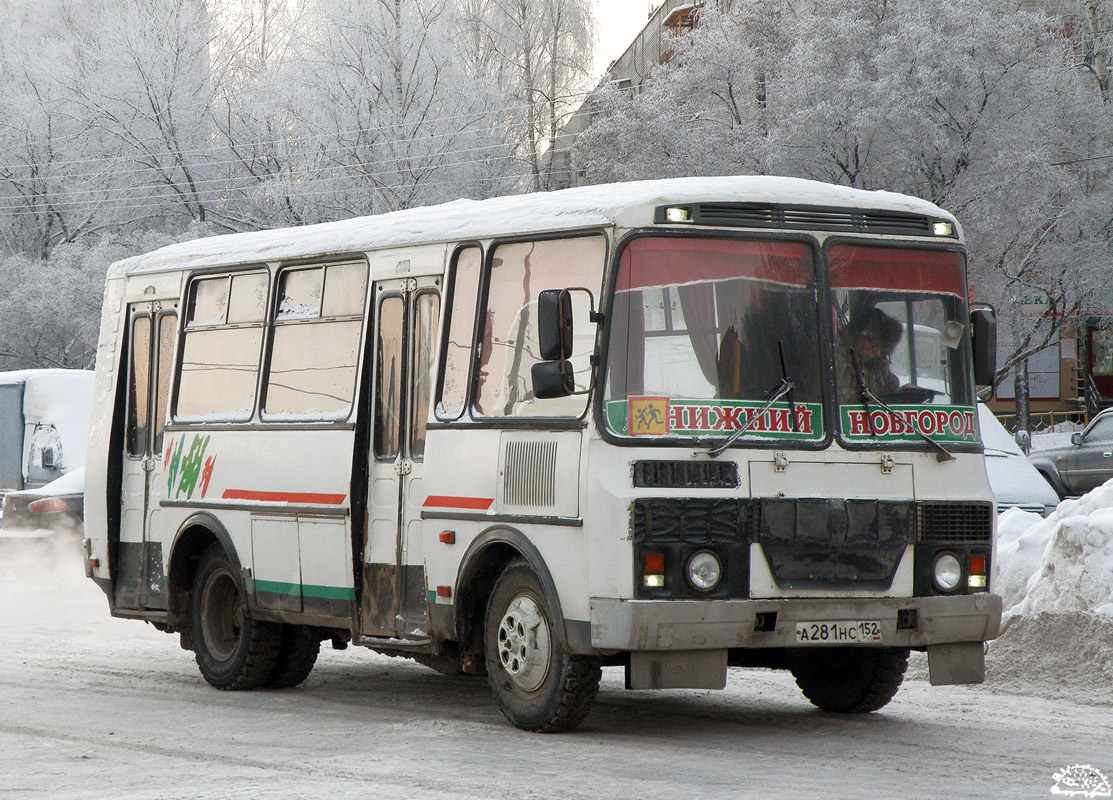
[{"left": 997, "top": 483, "right": 1113, "bottom": 618}]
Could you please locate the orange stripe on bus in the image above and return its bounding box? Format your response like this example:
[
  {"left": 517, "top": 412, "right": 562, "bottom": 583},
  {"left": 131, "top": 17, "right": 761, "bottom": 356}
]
[
  {"left": 222, "top": 489, "right": 347, "bottom": 505},
  {"left": 422, "top": 495, "right": 494, "bottom": 510}
]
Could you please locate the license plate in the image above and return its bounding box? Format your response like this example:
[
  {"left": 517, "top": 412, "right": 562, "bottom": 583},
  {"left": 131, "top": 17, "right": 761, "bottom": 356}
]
[{"left": 794, "top": 620, "right": 882, "bottom": 644}]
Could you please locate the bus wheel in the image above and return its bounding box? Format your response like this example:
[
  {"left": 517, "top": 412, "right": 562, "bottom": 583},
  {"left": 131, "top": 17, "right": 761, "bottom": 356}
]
[
  {"left": 484, "top": 561, "right": 601, "bottom": 732},
  {"left": 265, "top": 625, "right": 321, "bottom": 689},
  {"left": 190, "top": 545, "right": 281, "bottom": 690},
  {"left": 789, "top": 647, "right": 909, "bottom": 713}
]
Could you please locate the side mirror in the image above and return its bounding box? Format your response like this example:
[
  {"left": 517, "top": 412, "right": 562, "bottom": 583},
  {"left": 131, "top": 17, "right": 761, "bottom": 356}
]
[
  {"left": 1072, "top": 432, "right": 1083, "bottom": 446},
  {"left": 531, "top": 360, "right": 575, "bottom": 399},
  {"left": 537, "top": 289, "right": 573, "bottom": 361},
  {"left": 970, "top": 306, "right": 997, "bottom": 386}
]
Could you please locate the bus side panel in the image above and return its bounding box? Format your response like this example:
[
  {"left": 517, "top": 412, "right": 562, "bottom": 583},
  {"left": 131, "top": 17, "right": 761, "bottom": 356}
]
[
  {"left": 84, "top": 275, "right": 128, "bottom": 596},
  {"left": 156, "top": 428, "right": 357, "bottom": 623}
]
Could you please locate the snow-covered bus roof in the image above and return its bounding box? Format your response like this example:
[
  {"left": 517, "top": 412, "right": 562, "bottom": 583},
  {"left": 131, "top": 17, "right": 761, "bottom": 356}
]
[{"left": 112, "top": 176, "right": 957, "bottom": 277}]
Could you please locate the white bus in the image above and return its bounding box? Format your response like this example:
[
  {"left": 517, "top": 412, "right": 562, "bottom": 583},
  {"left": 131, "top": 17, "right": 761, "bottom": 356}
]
[{"left": 84, "top": 176, "right": 1001, "bottom": 732}]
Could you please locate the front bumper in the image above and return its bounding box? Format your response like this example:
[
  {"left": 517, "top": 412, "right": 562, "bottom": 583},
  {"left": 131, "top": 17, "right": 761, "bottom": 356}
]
[{"left": 590, "top": 593, "right": 1002, "bottom": 651}]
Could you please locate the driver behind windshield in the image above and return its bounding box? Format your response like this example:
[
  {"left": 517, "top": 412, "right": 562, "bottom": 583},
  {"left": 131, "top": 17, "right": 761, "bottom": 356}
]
[{"left": 836, "top": 307, "right": 902, "bottom": 404}]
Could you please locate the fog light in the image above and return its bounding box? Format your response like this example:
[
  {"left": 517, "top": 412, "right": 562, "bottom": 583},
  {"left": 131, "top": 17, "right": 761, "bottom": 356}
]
[
  {"left": 686, "top": 551, "right": 722, "bottom": 592},
  {"left": 932, "top": 552, "right": 963, "bottom": 593},
  {"left": 642, "top": 553, "right": 665, "bottom": 589},
  {"left": 968, "top": 574, "right": 987, "bottom": 589}
]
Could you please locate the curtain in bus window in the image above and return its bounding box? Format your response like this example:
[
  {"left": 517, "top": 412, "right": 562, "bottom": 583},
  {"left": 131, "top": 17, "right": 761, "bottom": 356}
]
[
  {"left": 473, "top": 235, "right": 606, "bottom": 418},
  {"left": 127, "top": 315, "right": 151, "bottom": 457},
  {"left": 438, "top": 247, "right": 482, "bottom": 420},
  {"left": 411, "top": 293, "right": 440, "bottom": 460}
]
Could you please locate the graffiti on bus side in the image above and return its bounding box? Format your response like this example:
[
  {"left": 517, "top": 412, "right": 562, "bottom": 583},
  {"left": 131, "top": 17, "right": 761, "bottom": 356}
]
[{"left": 164, "top": 434, "right": 217, "bottom": 499}]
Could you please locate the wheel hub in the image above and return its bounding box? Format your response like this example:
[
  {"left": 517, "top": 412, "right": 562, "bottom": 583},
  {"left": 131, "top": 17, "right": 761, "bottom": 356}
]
[
  {"left": 200, "top": 568, "right": 242, "bottom": 662},
  {"left": 496, "top": 594, "right": 551, "bottom": 692}
]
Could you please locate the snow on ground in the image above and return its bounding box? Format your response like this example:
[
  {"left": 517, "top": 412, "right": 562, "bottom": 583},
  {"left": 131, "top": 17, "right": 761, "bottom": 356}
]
[{"left": 986, "top": 482, "right": 1113, "bottom": 705}]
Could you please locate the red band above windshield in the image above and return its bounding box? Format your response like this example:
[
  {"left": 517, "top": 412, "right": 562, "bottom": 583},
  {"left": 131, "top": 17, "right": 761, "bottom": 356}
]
[
  {"left": 828, "top": 245, "right": 965, "bottom": 296},
  {"left": 616, "top": 238, "right": 814, "bottom": 292}
]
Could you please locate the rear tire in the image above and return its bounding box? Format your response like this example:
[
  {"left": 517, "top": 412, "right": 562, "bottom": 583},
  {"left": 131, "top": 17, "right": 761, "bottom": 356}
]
[
  {"left": 790, "top": 647, "right": 908, "bottom": 713},
  {"left": 191, "top": 545, "right": 281, "bottom": 690},
  {"left": 265, "top": 625, "right": 321, "bottom": 689},
  {"left": 484, "top": 561, "right": 601, "bottom": 732}
]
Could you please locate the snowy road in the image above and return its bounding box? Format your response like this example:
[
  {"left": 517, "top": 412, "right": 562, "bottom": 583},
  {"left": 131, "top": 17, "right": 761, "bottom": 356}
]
[{"left": 2, "top": 537, "right": 1110, "bottom": 800}]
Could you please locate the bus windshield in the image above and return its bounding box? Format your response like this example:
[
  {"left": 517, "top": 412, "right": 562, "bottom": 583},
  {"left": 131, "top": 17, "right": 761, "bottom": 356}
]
[
  {"left": 604, "top": 237, "right": 824, "bottom": 441},
  {"left": 829, "top": 244, "right": 977, "bottom": 444}
]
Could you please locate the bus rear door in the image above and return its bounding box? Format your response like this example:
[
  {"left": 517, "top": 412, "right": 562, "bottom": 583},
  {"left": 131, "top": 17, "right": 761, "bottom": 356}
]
[{"left": 119, "top": 303, "right": 177, "bottom": 609}]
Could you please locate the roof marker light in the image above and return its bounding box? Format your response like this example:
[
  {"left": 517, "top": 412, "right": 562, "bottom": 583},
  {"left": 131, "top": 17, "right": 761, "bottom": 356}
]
[
  {"left": 665, "top": 207, "right": 692, "bottom": 223},
  {"left": 932, "top": 221, "right": 954, "bottom": 237}
]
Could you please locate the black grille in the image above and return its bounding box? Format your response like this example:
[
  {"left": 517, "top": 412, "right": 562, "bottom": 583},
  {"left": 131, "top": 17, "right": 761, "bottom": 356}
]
[
  {"left": 916, "top": 502, "right": 993, "bottom": 543},
  {"left": 656, "top": 202, "right": 945, "bottom": 237},
  {"left": 633, "top": 460, "right": 739, "bottom": 489},
  {"left": 633, "top": 498, "right": 753, "bottom": 544}
]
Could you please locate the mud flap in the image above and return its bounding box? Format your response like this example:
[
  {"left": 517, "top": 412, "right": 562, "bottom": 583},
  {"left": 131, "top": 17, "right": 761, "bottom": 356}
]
[
  {"left": 627, "top": 649, "right": 727, "bottom": 690},
  {"left": 927, "top": 641, "right": 985, "bottom": 685}
]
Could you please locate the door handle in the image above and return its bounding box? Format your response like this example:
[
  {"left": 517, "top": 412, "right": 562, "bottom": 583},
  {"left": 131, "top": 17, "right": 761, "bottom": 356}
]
[{"left": 1103, "top": 452, "right": 1111, "bottom": 458}]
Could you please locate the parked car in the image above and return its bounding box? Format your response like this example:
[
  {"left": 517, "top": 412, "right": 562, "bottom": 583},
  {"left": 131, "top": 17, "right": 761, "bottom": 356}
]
[
  {"left": 978, "top": 405, "right": 1060, "bottom": 515},
  {"left": 1027, "top": 408, "right": 1113, "bottom": 498},
  {"left": 0, "top": 467, "right": 84, "bottom": 536}
]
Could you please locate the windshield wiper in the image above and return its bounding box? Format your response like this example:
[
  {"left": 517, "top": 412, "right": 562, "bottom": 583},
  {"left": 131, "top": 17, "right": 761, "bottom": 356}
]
[
  {"left": 707, "top": 375, "right": 795, "bottom": 458},
  {"left": 850, "top": 349, "right": 955, "bottom": 462}
]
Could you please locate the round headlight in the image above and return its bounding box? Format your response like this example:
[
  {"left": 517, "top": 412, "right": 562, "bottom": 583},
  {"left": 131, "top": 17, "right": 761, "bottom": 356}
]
[
  {"left": 932, "top": 552, "right": 963, "bottom": 593},
  {"left": 686, "top": 551, "right": 722, "bottom": 592}
]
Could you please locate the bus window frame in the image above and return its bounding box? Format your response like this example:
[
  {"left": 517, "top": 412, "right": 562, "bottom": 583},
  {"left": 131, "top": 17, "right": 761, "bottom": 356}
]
[
  {"left": 171, "top": 265, "right": 271, "bottom": 425},
  {"left": 260, "top": 258, "right": 368, "bottom": 424},
  {"left": 434, "top": 242, "right": 484, "bottom": 423},
  {"left": 464, "top": 229, "right": 610, "bottom": 428},
  {"left": 822, "top": 235, "right": 983, "bottom": 456},
  {"left": 594, "top": 228, "right": 834, "bottom": 452}
]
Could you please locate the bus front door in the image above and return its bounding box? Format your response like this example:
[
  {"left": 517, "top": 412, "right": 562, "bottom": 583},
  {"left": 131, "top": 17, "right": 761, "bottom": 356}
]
[
  {"left": 363, "top": 278, "right": 440, "bottom": 638},
  {"left": 118, "top": 303, "right": 177, "bottom": 610}
]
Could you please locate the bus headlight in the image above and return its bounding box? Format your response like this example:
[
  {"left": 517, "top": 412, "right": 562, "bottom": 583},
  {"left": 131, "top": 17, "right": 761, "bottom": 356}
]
[
  {"left": 932, "top": 552, "right": 963, "bottom": 593},
  {"left": 686, "top": 551, "right": 722, "bottom": 592}
]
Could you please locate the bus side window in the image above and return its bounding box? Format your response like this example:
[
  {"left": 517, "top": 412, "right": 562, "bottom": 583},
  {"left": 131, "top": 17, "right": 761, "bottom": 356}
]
[
  {"left": 411, "top": 292, "right": 440, "bottom": 459},
  {"left": 437, "top": 246, "right": 482, "bottom": 421},
  {"left": 474, "top": 235, "right": 605, "bottom": 418},
  {"left": 126, "top": 315, "right": 152, "bottom": 457},
  {"left": 263, "top": 261, "right": 367, "bottom": 420},
  {"left": 175, "top": 272, "right": 267, "bottom": 421}
]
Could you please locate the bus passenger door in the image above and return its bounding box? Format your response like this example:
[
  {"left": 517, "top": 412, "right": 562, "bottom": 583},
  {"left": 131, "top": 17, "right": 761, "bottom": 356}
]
[
  {"left": 119, "top": 303, "right": 178, "bottom": 610},
  {"left": 363, "top": 278, "right": 440, "bottom": 638}
]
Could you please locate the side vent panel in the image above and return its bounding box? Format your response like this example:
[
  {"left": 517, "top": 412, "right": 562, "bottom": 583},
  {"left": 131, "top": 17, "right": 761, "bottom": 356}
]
[{"left": 503, "top": 440, "right": 558, "bottom": 508}]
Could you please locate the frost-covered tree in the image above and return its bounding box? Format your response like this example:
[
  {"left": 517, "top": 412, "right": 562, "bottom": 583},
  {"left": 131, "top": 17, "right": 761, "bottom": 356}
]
[
  {"left": 64, "top": 0, "right": 215, "bottom": 227},
  {"left": 458, "top": 0, "right": 595, "bottom": 190},
  {"left": 575, "top": 0, "right": 1113, "bottom": 391}
]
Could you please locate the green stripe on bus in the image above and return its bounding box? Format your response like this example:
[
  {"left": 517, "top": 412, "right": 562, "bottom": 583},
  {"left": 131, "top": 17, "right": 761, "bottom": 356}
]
[{"left": 253, "top": 579, "right": 355, "bottom": 601}]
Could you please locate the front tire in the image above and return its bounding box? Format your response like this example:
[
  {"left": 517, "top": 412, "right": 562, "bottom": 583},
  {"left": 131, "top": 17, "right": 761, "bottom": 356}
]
[
  {"left": 790, "top": 647, "right": 908, "bottom": 713},
  {"left": 191, "top": 545, "right": 281, "bottom": 690},
  {"left": 484, "top": 561, "right": 601, "bottom": 732}
]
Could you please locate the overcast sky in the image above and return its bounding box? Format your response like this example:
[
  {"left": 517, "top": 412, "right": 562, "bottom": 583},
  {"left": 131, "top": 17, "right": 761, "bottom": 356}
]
[{"left": 593, "top": 0, "right": 657, "bottom": 78}]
